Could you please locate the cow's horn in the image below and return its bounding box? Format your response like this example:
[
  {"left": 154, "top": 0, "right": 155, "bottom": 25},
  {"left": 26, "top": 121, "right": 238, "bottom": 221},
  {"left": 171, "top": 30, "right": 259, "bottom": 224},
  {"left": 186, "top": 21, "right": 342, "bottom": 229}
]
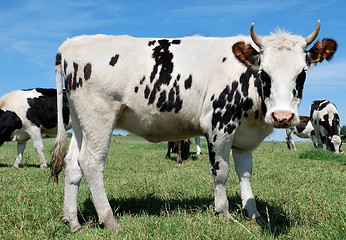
[
  {"left": 250, "top": 23, "right": 262, "bottom": 48},
  {"left": 305, "top": 20, "right": 320, "bottom": 46}
]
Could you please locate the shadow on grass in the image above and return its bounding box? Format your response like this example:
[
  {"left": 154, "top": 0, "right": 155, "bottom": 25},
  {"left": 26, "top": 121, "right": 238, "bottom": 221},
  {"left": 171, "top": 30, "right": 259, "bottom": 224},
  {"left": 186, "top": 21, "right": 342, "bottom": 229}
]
[
  {"left": 165, "top": 152, "right": 200, "bottom": 163},
  {"left": 0, "top": 163, "right": 41, "bottom": 168},
  {"left": 79, "top": 194, "right": 293, "bottom": 237},
  {"left": 299, "top": 149, "right": 346, "bottom": 163}
]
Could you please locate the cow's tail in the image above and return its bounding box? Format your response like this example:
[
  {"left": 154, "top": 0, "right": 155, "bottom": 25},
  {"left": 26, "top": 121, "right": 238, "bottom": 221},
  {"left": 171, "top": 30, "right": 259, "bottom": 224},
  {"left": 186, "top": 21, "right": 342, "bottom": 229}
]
[{"left": 50, "top": 52, "right": 67, "bottom": 183}]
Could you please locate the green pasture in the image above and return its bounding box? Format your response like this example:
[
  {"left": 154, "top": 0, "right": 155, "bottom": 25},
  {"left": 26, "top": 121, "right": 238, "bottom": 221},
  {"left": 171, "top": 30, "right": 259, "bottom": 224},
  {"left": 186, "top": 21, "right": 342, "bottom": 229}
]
[{"left": 0, "top": 135, "right": 345, "bottom": 239}]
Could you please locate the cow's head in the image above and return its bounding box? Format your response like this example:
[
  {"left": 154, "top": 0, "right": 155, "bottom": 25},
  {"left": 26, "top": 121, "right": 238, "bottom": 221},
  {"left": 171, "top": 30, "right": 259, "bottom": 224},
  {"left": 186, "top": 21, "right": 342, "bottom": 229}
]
[
  {"left": 326, "top": 135, "right": 342, "bottom": 154},
  {"left": 233, "top": 21, "right": 337, "bottom": 128}
]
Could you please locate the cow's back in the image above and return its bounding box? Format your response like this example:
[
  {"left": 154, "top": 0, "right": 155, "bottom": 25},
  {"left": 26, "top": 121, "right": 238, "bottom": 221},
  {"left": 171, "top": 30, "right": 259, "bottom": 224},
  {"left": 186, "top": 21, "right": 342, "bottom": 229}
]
[{"left": 59, "top": 35, "right": 253, "bottom": 142}]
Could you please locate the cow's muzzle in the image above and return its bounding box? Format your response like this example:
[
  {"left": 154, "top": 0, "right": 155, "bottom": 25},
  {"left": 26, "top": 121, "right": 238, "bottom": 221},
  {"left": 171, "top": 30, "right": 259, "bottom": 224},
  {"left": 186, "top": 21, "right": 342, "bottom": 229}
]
[{"left": 271, "top": 111, "right": 295, "bottom": 128}]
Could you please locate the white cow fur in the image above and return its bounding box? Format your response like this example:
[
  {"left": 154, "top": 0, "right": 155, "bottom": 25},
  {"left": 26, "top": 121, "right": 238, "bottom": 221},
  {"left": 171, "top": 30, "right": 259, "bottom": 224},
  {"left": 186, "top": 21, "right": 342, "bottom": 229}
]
[{"left": 51, "top": 22, "right": 336, "bottom": 232}]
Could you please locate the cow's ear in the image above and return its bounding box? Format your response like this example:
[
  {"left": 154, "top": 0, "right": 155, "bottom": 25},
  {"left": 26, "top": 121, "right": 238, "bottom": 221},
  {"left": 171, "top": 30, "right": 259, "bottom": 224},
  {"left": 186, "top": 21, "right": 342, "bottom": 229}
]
[
  {"left": 341, "top": 135, "right": 346, "bottom": 140},
  {"left": 307, "top": 39, "right": 337, "bottom": 66},
  {"left": 232, "top": 41, "right": 260, "bottom": 68}
]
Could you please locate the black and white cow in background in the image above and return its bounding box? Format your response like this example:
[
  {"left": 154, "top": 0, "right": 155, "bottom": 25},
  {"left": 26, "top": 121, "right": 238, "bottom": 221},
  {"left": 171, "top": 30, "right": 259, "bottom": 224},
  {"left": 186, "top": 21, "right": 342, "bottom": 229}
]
[
  {"left": 310, "top": 99, "right": 344, "bottom": 154},
  {"left": 286, "top": 115, "right": 316, "bottom": 150},
  {"left": 51, "top": 21, "right": 337, "bottom": 232},
  {"left": 0, "top": 88, "right": 71, "bottom": 168}
]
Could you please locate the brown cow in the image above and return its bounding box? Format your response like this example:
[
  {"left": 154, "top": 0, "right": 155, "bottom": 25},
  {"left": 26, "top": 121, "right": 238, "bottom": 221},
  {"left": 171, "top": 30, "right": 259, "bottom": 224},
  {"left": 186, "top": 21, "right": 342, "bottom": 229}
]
[{"left": 166, "top": 139, "right": 191, "bottom": 163}]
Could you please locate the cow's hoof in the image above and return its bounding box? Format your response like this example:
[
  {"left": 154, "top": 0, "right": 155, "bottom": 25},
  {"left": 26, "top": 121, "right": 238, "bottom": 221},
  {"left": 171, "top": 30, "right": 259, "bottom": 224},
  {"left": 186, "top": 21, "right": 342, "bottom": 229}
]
[
  {"left": 100, "top": 219, "right": 122, "bottom": 230},
  {"left": 11, "top": 165, "right": 19, "bottom": 169},
  {"left": 64, "top": 218, "right": 82, "bottom": 233},
  {"left": 40, "top": 165, "right": 48, "bottom": 169}
]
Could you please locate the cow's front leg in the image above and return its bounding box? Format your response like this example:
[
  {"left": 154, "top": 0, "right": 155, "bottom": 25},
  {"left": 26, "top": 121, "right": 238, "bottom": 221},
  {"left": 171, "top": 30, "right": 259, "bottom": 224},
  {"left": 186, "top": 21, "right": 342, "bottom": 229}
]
[
  {"left": 232, "top": 149, "right": 260, "bottom": 219},
  {"left": 206, "top": 133, "right": 232, "bottom": 220}
]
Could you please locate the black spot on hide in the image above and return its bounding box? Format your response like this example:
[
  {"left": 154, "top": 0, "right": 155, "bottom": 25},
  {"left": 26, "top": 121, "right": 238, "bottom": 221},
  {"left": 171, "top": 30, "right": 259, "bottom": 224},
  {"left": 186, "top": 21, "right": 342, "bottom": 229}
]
[
  {"left": 206, "top": 133, "right": 216, "bottom": 166},
  {"left": 65, "top": 74, "right": 72, "bottom": 92},
  {"left": 55, "top": 52, "right": 61, "bottom": 66},
  {"left": 72, "top": 62, "right": 78, "bottom": 90},
  {"left": 84, "top": 63, "right": 92, "bottom": 80},
  {"left": 144, "top": 85, "right": 150, "bottom": 99},
  {"left": 64, "top": 61, "right": 92, "bottom": 92},
  {"left": 136, "top": 39, "right": 187, "bottom": 114},
  {"left": 260, "top": 71, "right": 271, "bottom": 98},
  {"left": 109, "top": 54, "right": 120, "bottom": 66},
  {"left": 26, "top": 88, "right": 70, "bottom": 129},
  {"left": 295, "top": 71, "right": 306, "bottom": 99},
  {"left": 148, "top": 40, "right": 156, "bottom": 46},
  {"left": 172, "top": 39, "right": 181, "bottom": 45},
  {"left": 211, "top": 68, "right": 256, "bottom": 134},
  {"left": 239, "top": 68, "right": 253, "bottom": 97},
  {"left": 211, "top": 161, "right": 220, "bottom": 176},
  {"left": 0, "top": 109, "right": 22, "bottom": 146},
  {"left": 184, "top": 75, "right": 192, "bottom": 89},
  {"left": 63, "top": 60, "right": 68, "bottom": 75}
]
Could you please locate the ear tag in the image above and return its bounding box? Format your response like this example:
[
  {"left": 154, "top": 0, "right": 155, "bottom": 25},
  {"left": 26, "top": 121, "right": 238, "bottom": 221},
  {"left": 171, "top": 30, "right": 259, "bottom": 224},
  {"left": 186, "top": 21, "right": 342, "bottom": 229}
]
[{"left": 311, "top": 54, "right": 321, "bottom": 63}]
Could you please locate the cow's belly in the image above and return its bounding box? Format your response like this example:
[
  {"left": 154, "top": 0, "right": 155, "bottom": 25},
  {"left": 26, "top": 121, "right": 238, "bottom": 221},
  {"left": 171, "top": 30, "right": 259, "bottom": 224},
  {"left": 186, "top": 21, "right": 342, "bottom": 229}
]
[
  {"left": 232, "top": 120, "right": 273, "bottom": 152},
  {"left": 116, "top": 107, "right": 203, "bottom": 142},
  {"left": 295, "top": 131, "right": 310, "bottom": 139}
]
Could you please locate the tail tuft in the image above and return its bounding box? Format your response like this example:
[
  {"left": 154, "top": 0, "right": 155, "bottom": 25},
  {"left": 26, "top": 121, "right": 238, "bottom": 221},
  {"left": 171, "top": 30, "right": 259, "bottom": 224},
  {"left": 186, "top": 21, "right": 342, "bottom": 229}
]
[{"left": 50, "top": 132, "right": 67, "bottom": 183}]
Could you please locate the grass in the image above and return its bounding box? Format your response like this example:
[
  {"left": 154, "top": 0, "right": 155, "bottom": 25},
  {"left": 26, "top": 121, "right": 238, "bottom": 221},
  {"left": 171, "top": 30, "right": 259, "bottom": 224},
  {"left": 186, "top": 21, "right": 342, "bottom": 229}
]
[{"left": 0, "top": 136, "right": 345, "bottom": 239}]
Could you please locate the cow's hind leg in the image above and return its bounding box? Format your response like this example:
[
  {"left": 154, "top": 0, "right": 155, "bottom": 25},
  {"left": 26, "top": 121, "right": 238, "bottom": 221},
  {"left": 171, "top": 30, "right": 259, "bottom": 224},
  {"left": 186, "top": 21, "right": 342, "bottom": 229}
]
[
  {"left": 232, "top": 149, "right": 260, "bottom": 219},
  {"left": 63, "top": 129, "right": 83, "bottom": 232},
  {"left": 76, "top": 101, "right": 121, "bottom": 230},
  {"left": 28, "top": 127, "right": 47, "bottom": 168}
]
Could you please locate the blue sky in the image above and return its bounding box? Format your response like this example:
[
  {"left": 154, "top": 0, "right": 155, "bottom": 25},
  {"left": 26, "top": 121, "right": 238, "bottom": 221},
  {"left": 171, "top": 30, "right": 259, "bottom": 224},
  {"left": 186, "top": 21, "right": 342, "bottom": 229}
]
[{"left": 0, "top": 0, "right": 345, "bottom": 141}]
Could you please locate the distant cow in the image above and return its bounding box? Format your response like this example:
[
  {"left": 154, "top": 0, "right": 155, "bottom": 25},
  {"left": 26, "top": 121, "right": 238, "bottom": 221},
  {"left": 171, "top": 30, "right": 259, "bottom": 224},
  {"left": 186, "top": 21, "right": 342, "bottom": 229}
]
[
  {"left": 166, "top": 139, "right": 191, "bottom": 163},
  {"left": 0, "top": 88, "right": 71, "bottom": 168},
  {"left": 286, "top": 115, "right": 316, "bottom": 150},
  {"left": 51, "top": 21, "right": 337, "bottom": 232},
  {"left": 310, "top": 99, "right": 343, "bottom": 154}
]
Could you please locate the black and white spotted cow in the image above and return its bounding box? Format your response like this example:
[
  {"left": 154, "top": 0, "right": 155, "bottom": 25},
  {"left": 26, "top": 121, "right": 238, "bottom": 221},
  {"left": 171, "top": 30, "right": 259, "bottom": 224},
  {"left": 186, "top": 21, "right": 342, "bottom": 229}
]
[
  {"left": 310, "top": 99, "right": 343, "bottom": 154},
  {"left": 51, "top": 21, "right": 337, "bottom": 232},
  {"left": 0, "top": 88, "right": 71, "bottom": 168},
  {"left": 286, "top": 115, "right": 316, "bottom": 150}
]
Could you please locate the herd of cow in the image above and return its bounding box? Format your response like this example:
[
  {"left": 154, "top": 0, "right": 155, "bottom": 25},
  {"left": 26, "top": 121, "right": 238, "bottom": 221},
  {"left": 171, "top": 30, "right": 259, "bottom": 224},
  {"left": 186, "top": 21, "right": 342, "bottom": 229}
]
[{"left": 0, "top": 21, "right": 344, "bottom": 232}]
